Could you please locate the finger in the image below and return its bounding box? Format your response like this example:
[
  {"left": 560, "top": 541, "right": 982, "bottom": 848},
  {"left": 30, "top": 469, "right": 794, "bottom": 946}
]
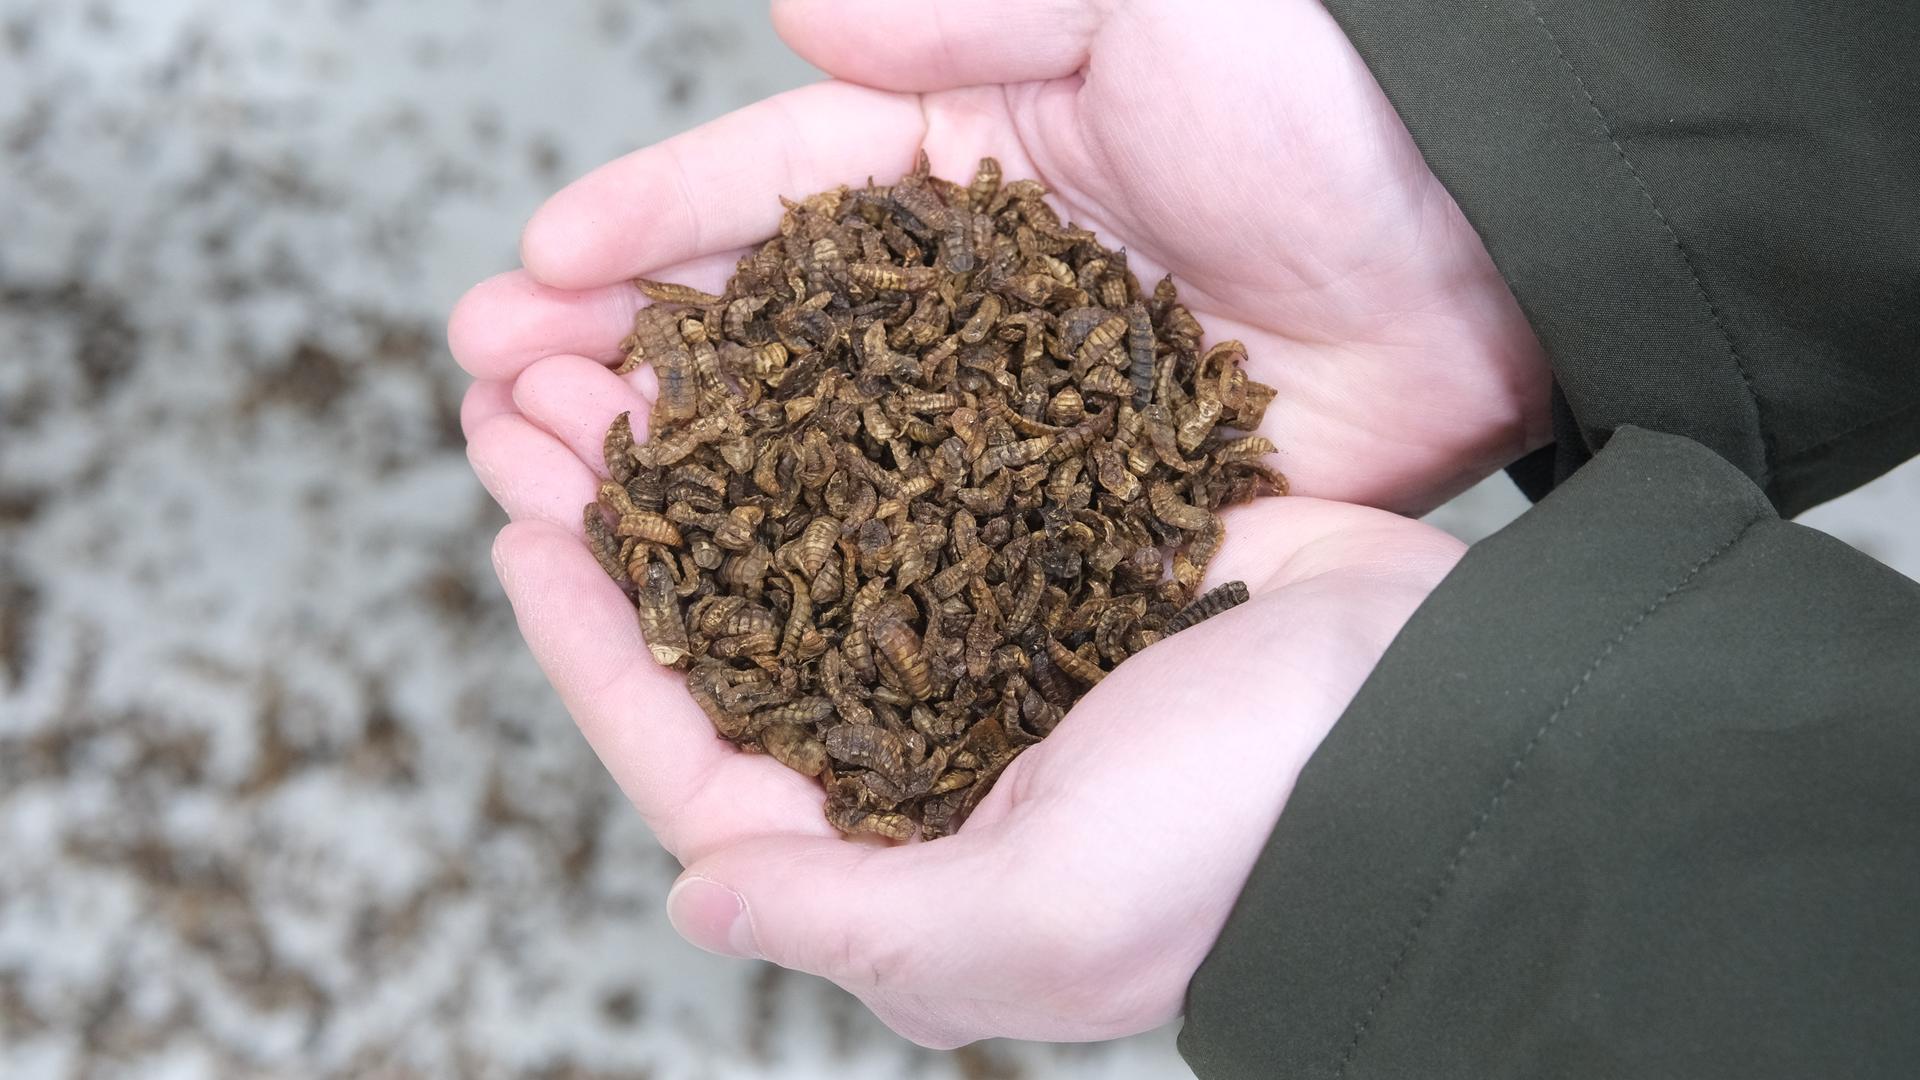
[
  {"left": 1208, "top": 497, "right": 1466, "bottom": 596},
  {"left": 491, "top": 521, "right": 838, "bottom": 860},
  {"left": 459, "top": 379, "right": 517, "bottom": 441},
  {"left": 465, "top": 413, "right": 600, "bottom": 534},
  {"left": 772, "top": 0, "right": 1098, "bottom": 91},
  {"left": 511, "top": 354, "right": 653, "bottom": 477},
  {"left": 520, "top": 81, "right": 928, "bottom": 290},
  {"left": 1203, "top": 497, "right": 1393, "bottom": 595},
  {"left": 447, "top": 250, "right": 745, "bottom": 380},
  {"left": 668, "top": 831, "right": 1015, "bottom": 994}
]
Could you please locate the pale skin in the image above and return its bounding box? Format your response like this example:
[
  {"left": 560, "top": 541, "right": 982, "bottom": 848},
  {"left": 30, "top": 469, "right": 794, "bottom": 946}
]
[{"left": 448, "top": 0, "right": 1545, "bottom": 1049}]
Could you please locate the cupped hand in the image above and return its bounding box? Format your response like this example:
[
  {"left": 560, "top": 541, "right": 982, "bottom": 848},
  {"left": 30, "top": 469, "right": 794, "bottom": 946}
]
[
  {"left": 462, "top": 347, "right": 1463, "bottom": 1046},
  {"left": 451, "top": 0, "right": 1548, "bottom": 517},
  {"left": 450, "top": 283, "right": 1461, "bottom": 1053},
  {"left": 448, "top": 0, "right": 1512, "bottom": 1049},
  {"left": 481, "top": 439, "right": 1461, "bottom": 1047}
]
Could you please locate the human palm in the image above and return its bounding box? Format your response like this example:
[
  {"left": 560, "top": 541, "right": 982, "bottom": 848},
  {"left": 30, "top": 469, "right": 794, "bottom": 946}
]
[{"left": 448, "top": 0, "right": 1520, "bottom": 1049}]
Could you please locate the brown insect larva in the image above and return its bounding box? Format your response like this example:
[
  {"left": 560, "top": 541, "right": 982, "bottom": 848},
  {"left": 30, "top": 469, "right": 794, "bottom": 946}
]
[
  {"left": 687, "top": 664, "right": 747, "bottom": 738},
  {"left": 891, "top": 176, "right": 952, "bottom": 233},
  {"left": 1080, "top": 352, "right": 1130, "bottom": 387},
  {"left": 849, "top": 262, "right": 941, "bottom": 292},
  {"left": 972, "top": 436, "right": 1054, "bottom": 482},
  {"left": 717, "top": 604, "right": 777, "bottom": 640},
  {"left": 1177, "top": 399, "right": 1225, "bottom": 457},
  {"left": 891, "top": 523, "right": 927, "bottom": 589},
  {"left": 1164, "top": 580, "right": 1251, "bottom": 635},
  {"left": 584, "top": 506, "right": 629, "bottom": 585},
  {"left": 711, "top": 505, "right": 765, "bottom": 551},
  {"left": 604, "top": 411, "right": 638, "bottom": 485},
  {"left": 635, "top": 278, "right": 724, "bottom": 307},
  {"left": 873, "top": 475, "right": 936, "bottom": 520},
  {"left": 761, "top": 723, "right": 828, "bottom": 776},
  {"left": 823, "top": 723, "right": 911, "bottom": 785},
  {"left": 967, "top": 156, "right": 1002, "bottom": 209},
  {"left": 1045, "top": 637, "right": 1107, "bottom": 686},
  {"left": 871, "top": 613, "right": 933, "bottom": 701},
  {"left": 1091, "top": 443, "right": 1143, "bottom": 501},
  {"left": 1211, "top": 434, "right": 1277, "bottom": 464},
  {"left": 635, "top": 560, "right": 692, "bottom": 668},
  {"left": 617, "top": 305, "right": 683, "bottom": 376},
  {"left": 808, "top": 549, "right": 844, "bottom": 604},
  {"left": 689, "top": 535, "right": 723, "bottom": 570},
  {"left": 959, "top": 294, "right": 1002, "bottom": 344},
  {"left": 895, "top": 390, "right": 964, "bottom": 414},
  {"left": 828, "top": 804, "right": 917, "bottom": 842},
  {"left": 637, "top": 411, "right": 729, "bottom": 469},
  {"left": 779, "top": 572, "right": 816, "bottom": 656},
  {"left": 750, "top": 696, "right": 836, "bottom": 732},
  {"left": 710, "top": 630, "right": 778, "bottom": 660},
  {"left": 652, "top": 350, "right": 699, "bottom": 424},
  {"left": 942, "top": 213, "right": 975, "bottom": 274},
  {"left": 926, "top": 542, "right": 993, "bottom": 600},
  {"left": 723, "top": 294, "right": 770, "bottom": 339},
  {"left": 615, "top": 510, "right": 683, "bottom": 547},
  {"left": 1125, "top": 302, "right": 1156, "bottom": 410},
  {"left": 717, "top": 543, "right": 773, "bottom": 600},
  {"left": 1005, "top": 558, "right": 1047, "bottom": 634},
  {"left": 1046, "top": 389, "right": 1088, "bottom": 429},
  {"left": 690, "top": 595, "right": 742, "bottom": 634},
  {"left": 783, "top": 515, "right": 839, "bottom": 578},
  {"left": 1148, "top": 481, "right": 1215, "bottom": 532}
]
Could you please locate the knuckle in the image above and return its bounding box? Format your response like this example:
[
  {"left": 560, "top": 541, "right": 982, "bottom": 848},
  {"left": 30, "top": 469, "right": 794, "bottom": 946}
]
[
  {"left": 488, "top": 524, "right": 519, "bottom": 577},
  {"left": 829, "top": 925, "right": 917, "bottom": 992}
]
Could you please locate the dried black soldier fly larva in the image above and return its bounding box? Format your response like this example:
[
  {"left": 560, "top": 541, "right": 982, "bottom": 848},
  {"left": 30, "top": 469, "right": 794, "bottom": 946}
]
[{"left": 583, "top": 153, "right": 1281, "bottom": 840}]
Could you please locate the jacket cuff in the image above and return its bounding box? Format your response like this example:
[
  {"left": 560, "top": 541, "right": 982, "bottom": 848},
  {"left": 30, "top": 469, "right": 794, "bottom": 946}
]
[
  {"left": 1180, "top": 428, "right": 1770, "bottom": 1079},
  {"left": 1318, "top": 0, "right": 1769, "bottom": 494}
]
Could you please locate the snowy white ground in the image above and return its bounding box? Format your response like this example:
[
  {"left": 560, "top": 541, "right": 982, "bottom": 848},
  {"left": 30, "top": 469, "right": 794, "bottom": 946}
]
[{"left": 1, "top": 1, "right": 1913, "bottom": 1077}]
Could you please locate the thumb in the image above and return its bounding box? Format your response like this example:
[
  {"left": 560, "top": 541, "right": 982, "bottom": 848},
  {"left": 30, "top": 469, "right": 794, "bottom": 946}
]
[
  {"left": 773, "top": 0, "right": 1097, "bottom": 91},
  {"left": 1208, "top": 496, "right": 1468, "bottom": 595},
  {"left": 667, "top": 830, "right": 1009, "bottom": 992}
]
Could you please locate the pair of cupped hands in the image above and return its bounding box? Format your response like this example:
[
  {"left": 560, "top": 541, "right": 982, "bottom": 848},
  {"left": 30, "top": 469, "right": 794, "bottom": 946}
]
[{"left": 450, "top": 0, "right": 1547, "bottom": 1049}]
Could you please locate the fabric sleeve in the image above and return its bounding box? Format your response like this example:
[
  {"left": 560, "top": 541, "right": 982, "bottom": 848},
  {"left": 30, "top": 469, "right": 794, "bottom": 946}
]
[
  {"left": 1179, "top": 427, "right": 1920, "bottom": 1078},
  {"left": 1318, "top": 0, "right": 1920, "bottom": 515}
]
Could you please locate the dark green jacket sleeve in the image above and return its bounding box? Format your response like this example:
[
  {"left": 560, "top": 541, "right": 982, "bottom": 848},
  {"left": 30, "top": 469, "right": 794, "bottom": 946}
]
[
  {"left": 1182, "top": 428, "right": 1920, "bottom": 1078},
  {"left": 1327, "top": 0, "right": 1920, "bottom": 516},
  {"left": 1182, "top": 2, "right": 1920, "bottom": 1075}
]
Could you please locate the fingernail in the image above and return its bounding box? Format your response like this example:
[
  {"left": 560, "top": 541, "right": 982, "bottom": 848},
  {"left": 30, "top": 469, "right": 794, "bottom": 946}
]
[{"left": 666, "top": 876, "right": 759, "bottom": 958}]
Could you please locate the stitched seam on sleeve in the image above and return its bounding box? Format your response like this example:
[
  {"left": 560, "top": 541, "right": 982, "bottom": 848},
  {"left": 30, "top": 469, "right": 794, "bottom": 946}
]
[
  {"left": 1332, "top": 512, "right": 1761, "bottom": 1077},
  {"left": 1523, "top": 0, "right": 1774, "bottom": 493}
]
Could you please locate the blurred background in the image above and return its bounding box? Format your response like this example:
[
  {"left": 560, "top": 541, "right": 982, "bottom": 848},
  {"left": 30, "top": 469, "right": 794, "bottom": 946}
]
[{"left": 2, "top": 1, "right": 1914, "bottom": 1077}]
